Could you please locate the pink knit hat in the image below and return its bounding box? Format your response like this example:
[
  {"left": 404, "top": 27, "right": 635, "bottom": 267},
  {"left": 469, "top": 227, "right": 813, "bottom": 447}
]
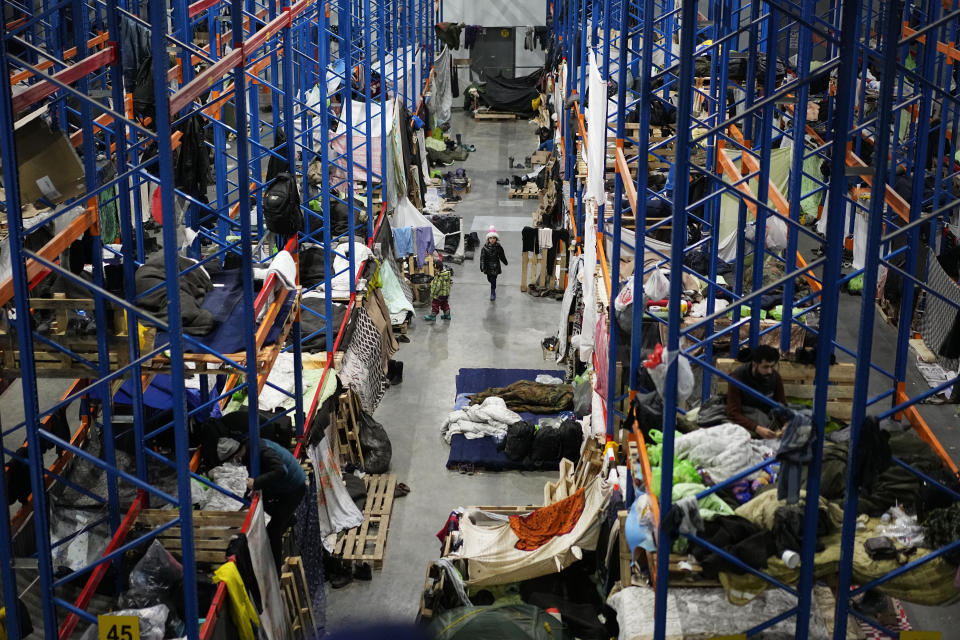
[{"left": 486, "top": 225, "right": 499, "bottom": 240}]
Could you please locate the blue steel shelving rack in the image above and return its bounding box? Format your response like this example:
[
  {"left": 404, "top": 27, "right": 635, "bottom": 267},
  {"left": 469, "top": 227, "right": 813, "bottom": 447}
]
[
  {"left": 0, "top": 0, "right": 436, "bottom": 637},
  {"left": 551, "top": 0, "right": 960, "bottom": 638}
]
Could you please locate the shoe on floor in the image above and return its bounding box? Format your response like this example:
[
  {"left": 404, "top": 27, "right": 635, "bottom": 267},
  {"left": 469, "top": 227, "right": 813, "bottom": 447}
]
[
  {"left": 354, "top": 563, "right": 373, "bottom": 581},
  {"left": 441, "top": 313, "right": 451, "bottom": 320},
  {"left": 424, "top": 314, "right": 437, "bottom": 321},
  {"left": 490, "top": 292, "right": 496, "bottom": 301},
  {"left": 497, "top": 178, "right": 509, "bottom": 185}
]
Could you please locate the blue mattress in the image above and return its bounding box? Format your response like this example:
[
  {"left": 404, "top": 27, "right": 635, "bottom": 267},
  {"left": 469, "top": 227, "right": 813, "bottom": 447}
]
[
  {"left": 446, "top": 367, "right": 568, "bottom": 472},
  {"left": 128, "top": 270, "right": 294, "bottom": 415},
  {"left": 154, "top": 269, "right": 294, "bottom": 354}
]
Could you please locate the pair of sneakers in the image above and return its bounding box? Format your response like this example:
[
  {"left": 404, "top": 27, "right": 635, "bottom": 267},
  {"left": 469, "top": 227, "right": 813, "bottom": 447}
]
[{"left": 424, "top": 313, "right": 451, "bottom": 321}]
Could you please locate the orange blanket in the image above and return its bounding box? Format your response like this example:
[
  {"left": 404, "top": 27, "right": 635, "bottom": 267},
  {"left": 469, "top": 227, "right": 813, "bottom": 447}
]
[{"left": 509, "top": 488, "right": 586, "bottom": 551}]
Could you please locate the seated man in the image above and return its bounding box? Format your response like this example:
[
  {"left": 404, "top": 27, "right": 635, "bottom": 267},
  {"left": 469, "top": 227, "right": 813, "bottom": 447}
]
[{"left": 726, "top": 345, "right": 786, "bottom": 439}]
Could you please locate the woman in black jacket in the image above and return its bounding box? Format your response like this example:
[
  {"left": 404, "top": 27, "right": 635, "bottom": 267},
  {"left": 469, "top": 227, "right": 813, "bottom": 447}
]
[{"left": 479, "top": 226, "right": 508, "bottom": 300}]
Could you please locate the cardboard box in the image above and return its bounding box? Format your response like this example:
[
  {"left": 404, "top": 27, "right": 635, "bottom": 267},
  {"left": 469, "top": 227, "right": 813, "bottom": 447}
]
[
  {"left": 15, "top": 116, "right": 85, "bottom": 206},
  {"left": 531, "top": 150, "right": 551, "bottom": 165}
]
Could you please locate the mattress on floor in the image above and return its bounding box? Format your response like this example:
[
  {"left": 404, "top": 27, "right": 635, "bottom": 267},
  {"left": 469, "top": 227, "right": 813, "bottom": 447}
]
[{"left": 447, "top": 367, "right": 570, "bottom": 472}]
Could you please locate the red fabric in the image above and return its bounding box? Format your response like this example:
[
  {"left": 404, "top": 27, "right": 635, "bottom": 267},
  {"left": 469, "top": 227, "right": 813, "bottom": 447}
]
[{"left": 509, "top": 488, "right": 585, "bottom": 551}]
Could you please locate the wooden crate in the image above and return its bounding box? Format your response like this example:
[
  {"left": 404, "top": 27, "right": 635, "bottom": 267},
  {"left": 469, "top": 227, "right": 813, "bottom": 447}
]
[
  {"left": 715, "top": 357, "right": 856, "bottom": 421},
  {"left": 334, "top": 514, "right": 390, "bottom": 568},
  {"left": 135, "top": 509, "right": 246, "bottom": 565}
]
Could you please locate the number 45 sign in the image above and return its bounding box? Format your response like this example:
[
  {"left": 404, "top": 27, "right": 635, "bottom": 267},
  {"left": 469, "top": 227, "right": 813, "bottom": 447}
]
[{"left": 98, "top": 615, "right": 139, "bottom": 640}]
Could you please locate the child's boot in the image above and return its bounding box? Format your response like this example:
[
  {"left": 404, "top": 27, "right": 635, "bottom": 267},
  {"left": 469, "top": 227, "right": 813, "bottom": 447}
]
[
  {"left": 441, "top": 312, "right": 451, "bottom": 320},
  {"left": 424, "top": 313, "right": 437, "bottom": 321}
]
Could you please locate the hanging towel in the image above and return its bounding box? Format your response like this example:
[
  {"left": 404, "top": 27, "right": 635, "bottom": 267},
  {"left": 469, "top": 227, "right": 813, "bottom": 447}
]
[
  {"left": 538, "top": 228, "right": 554, "bottom": 250},
  {"left": 393, "top": 226, "right": 414, "bottom": 257}
]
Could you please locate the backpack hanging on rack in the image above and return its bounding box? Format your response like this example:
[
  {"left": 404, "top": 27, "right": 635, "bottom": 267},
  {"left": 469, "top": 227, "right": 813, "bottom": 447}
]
[{"left": 263, "top": 172, "right": 303, "bottom": 236}]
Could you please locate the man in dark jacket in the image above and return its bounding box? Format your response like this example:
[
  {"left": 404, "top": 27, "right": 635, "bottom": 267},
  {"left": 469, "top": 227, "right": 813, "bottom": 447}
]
[
  {"left": 219, "top": 437, "right": 306, "bottom": 570},
  {"left": 479, "top": 226, "right": 508, "bottom": 301},
  {"left": 725, "top": 345, "right": 787, "bottom": 438}
]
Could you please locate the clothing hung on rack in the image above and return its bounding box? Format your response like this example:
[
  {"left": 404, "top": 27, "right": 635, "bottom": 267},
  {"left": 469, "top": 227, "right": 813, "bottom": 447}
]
[
  {"left": 415, "top": 226, "right": 435, "bottom": 267},
  {"left": 393, "top": 226, "right": 414, "bottom": 257},
  {"left": 538, "top": 228, "right": 554, "bottom": 250}
]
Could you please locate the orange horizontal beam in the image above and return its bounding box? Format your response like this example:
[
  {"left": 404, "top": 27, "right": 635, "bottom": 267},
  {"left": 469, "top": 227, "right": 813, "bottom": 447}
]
[
  {"left": 896, "top": 384, "right": 960, "bottom": 476},
  {"left": 903, "top": 23, "right": 960, "bottom": 64},
  {"left": 0, "top": 207, "right": 97, "bottom": 306},
  {"left": 717, "top": 145, "right": 822, "bottom": 292}
]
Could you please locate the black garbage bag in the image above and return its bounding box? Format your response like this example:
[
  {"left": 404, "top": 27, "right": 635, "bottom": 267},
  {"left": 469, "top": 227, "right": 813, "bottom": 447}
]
[
  {"left": 357, "top": 411, "right": 392, "bottom": 473},
  {"left": 530, "top": 426, "right": 562, "bottom": 469},
  {"left": 559, "top": 420, "right": 583, "bottom": 462},
  {"left": 500, "top": 421, "right": 536, "bottom": 461},
  {"left": 118, "top": 540, "right": 185, "bottom": 638}
]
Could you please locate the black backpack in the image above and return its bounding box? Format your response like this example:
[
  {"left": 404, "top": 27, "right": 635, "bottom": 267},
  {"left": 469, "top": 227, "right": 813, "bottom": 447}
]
[
  {"left": 263, "top": 173, "right": 303, "bottom": 236},
  {"left": 132, "top": 56, "right": 156, "bottom": 126}
]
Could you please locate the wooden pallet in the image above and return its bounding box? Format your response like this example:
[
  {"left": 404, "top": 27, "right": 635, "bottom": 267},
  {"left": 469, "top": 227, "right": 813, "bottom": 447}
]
[
  {"left": 334, "top": 514, "right": 390, "bottom": 568},
  {"left": 335, "top": 391, "right": 364, "bottom": 467},
  {"left": 474, "top": 110, "right": 516, "bottom": 120},
  {"left": 363, "top": 473, "right": 396, "bottom": 516},
  {"left": 508, "top": 188, "right": 540, "bottom": 199},
  {"left": 281, "top": 557, "right": 318, "bottom": 640},
  {"left": 392, "top": 319, "right": 410, "bottom": 335},
  {"left": 715, "top": 357, "right": 856, "bottom": 421},
  {"left": 135, "top": 509, "right": 246, "bottom": 565},
  {"left": 334, "top": 473, "right": 398, "bottom": 568}
]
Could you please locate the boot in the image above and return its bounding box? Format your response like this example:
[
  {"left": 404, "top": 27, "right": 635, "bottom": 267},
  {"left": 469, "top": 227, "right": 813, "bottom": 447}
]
[
  {"left": 441, "top": 312, "right": 451, "bottom": 320},
  {"left": 456, "top": 133, "right": 463, "bottom": 147},
  {"left": 424, "top": 313, "right": 437, "bottom": 321}
]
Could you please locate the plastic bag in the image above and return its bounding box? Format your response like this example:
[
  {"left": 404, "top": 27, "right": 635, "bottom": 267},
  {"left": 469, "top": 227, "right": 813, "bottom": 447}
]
[
  {"left": 643, "top": 344, "right": 694, "bottom": 403},
  {"left": 644, "top": 269, "right": 670, "bottom": 301},
  {"left": 765, "top": 217, "right": 788, "bottom": 250},
  {"left": 615, "top": 275, "right": 635, "bottom": 313},
  {"left": 79, "top": 604, "right": 169, "bottom": 640},
  {"left": 357, "top": 411, "right": 392, "bottom": 473},
  {"left": 535, "top": 375, "right": 564, "bottom": 385},
  {"left": 128, "top": 540, "right": 182, "bottom": 593}
]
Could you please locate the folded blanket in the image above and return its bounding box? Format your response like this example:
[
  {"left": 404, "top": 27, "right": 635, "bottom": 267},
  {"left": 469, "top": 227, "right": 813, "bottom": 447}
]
[{"left": 442, "top": 397, "right": 523, "bottom": 444}]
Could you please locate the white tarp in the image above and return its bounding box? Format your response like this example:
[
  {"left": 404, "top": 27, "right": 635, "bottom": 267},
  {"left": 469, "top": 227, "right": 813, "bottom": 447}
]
[
  {"left": 247, "top": 498, "right": 293, "bottom": 640},
  {"left": 391, "top": 196, "right": 445, "bottom": 248},
  {"left": 585, "top": 49, "right": 607, "bottom": 205},
  {"left": 307, "top": 429, "right": 365, "bottom": 551},
  {"left": 453, "top": 476, "right": 612, "bottom": 586}
]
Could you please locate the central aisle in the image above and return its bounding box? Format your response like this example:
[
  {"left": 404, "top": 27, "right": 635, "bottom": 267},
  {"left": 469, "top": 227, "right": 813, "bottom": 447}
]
[{"left": 324, "top": 111, "right": 567, "bottom": 628}]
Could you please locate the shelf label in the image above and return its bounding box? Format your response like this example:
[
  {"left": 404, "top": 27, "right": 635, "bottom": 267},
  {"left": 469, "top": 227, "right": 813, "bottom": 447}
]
[{"left": 98, "top": 615, "right": 139, "bottom": 640}]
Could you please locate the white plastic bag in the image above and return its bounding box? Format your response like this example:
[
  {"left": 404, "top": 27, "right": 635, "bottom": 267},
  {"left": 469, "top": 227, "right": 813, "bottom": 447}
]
[
  {"left": 644, "top": 345, "right": 694, "bottom": 403},
  {"left": 644, "top": 268, "right": 670, "bottom": 301},
  {"left": 615, "top": 275, "right": 635, "bottom": 313},
  {"left": 765, "top": 216, "right": 788, "bottom": 250},
  {"left": 745, "top": 217, "right": 788, "bottom": 251}
]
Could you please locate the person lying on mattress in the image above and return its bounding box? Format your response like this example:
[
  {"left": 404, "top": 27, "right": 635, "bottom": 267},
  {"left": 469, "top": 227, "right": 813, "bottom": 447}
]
[{"left": 725, "top": 345, "right": 787, "bottom": 439}]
